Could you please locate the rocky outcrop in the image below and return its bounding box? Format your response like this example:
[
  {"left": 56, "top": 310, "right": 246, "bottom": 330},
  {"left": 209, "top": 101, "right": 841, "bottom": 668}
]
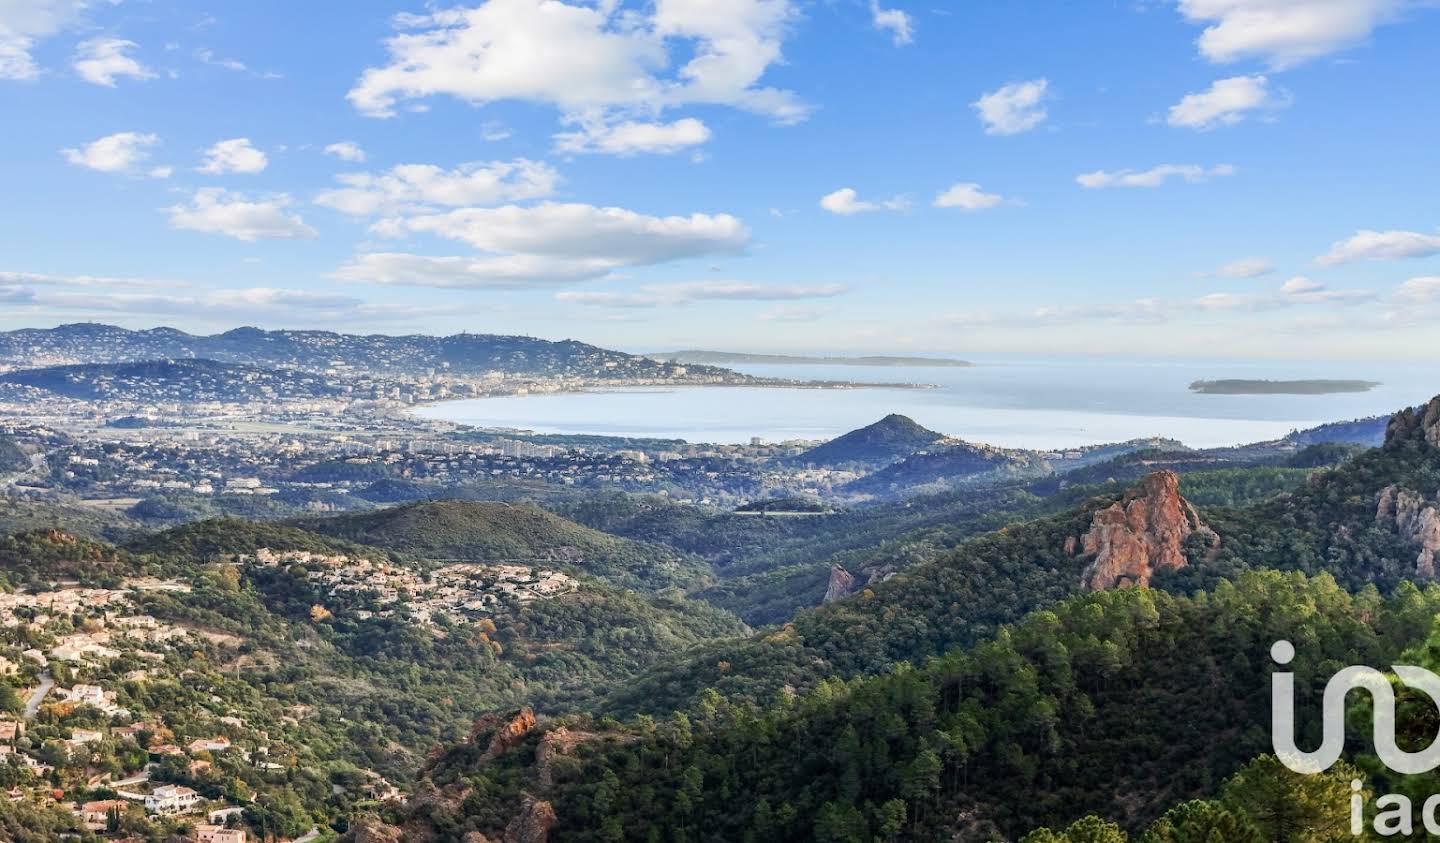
[
  {"left": 1073, "top": 471, "right": 1218, "bottom": 591},
  {"left": 535, "top": 726, "right": 591, "bottom": 789},
  {"left": 1376, "top": 485, "right": 1440, "bottom": 577},
  {"left": 505, "top": 798, "right": 557, "bottom": 843},
  {"left": 824, "top": 565, "right": 857, "bottom": 602},
  {"left": 476, "top": 708, "right": 537, "bottom": 762},
  {"left": 1385, "top": 395, "right": 1440, "bottom": 449}
]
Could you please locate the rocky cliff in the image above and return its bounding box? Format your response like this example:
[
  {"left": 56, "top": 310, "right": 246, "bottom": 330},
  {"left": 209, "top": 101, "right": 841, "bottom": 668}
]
[
  {"left": 1377, "top": 485, "right": 1440, "bottom": 577},
  {"left": 1072, "top": 471, "right": 1218, "bottom": 590},
  {"left": 824, "top": 565, "right": 857, "bottom": 602}
]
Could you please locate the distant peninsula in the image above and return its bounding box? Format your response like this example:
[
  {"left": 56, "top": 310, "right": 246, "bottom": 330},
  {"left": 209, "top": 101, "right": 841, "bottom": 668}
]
[
  {"left": 1189, "top": 378, "right": 1381, "bottom": 395},
  {"left": 651, "top": 350, "right": 974, "bottom": 367}
]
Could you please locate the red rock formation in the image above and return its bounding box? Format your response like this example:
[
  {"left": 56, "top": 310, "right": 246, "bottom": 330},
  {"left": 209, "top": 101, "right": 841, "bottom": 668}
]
[
  {"left": 1074, "top": 471, "right": 1218, "bottom": 591},
  {"left": 480, "top": 708, "right": 537, "bottom": 762}
]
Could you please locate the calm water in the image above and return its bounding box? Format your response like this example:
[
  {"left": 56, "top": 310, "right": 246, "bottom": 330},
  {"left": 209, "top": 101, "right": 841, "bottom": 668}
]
[{"left": 414, "top": 356, "right": 1440, "bottom": 449}]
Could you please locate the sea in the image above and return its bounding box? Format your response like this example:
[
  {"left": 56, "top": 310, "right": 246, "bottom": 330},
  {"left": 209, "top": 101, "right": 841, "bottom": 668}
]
[{"left": 412, "top": 355, "right": 1440, "bottom": 450}]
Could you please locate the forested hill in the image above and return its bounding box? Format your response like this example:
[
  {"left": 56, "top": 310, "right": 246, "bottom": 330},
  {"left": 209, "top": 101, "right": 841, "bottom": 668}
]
[
  {"left": 363, "top": 571, "right": 1437, "bottom": 842},
  {"left": 0, "top": 323, "right": 729, "bottom": 379},
  {"left": 288, "top": 499, "right": 713, "bottom": 593},
  {"left": 791, "top": 413, "right": 945, "bottom": 469}
]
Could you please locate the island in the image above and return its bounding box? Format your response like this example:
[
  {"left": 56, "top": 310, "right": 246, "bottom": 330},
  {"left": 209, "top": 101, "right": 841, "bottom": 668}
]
[
  {"left": 1189, "top": 378, "right": 1381, "bottom": 395},
  {"left": 650, "top": 350, "right": 974, "bottom": 367}
]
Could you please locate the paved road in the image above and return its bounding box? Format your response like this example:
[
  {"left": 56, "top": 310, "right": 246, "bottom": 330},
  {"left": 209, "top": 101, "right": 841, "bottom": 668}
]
[{"left": 23, "top": 672, "right": 53, "bottom": 719}]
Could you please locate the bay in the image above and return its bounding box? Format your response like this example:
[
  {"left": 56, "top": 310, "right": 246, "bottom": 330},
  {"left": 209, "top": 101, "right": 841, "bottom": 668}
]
[{"left": 412, "top": 355, "right": 1439, "bottom": 450}]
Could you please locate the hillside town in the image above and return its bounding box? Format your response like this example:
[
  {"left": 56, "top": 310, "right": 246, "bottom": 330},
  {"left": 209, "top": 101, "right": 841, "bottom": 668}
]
[{"left": 0, "top": 570, "right": 397, "bottom": 842}]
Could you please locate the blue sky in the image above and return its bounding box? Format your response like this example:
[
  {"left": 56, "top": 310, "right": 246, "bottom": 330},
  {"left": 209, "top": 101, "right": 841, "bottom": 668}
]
[{"left": 3, "top": 0, "right": 1440, "bottom": 359}]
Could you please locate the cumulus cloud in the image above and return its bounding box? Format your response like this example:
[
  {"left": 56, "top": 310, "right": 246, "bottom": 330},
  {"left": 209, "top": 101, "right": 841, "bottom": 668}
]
[
  {"left": 557, "top": 280, "right": 849, "bottom": 308},
  {"left": 61, "top": 131, "right": 160, "bottom": 174},
  {"left": 323, "top": 141, "right": 366, "bottom": 162},
  {"left": 554, "top": 117, "right": 711, "bottom": 155},
  {"left": 198, "top": 138, "right": 268, "bottom": 174},
  {"left": 1076, "top": 163, "right": 1237, "bottom": 189},
  {"left": 72, "top": 37, "right": 153, "bottom": 86},
  {"left": 315, "top": 159, "right": 559, "bottom": 216},
  {"left": 819, "top": 188, "right": 908, "bottom": 215},
  {"left": 869, "top": 1, "right": 914, "bottom": 45},
  {"left": 1168, "top": 75, "right": 1286, "bottom": 129},
  {"left": 1396, "top": 276, "right": 1440, "bottom": 303},
  {"left": 1280, "top": 275, "right": 1323, "bottom": 294},
  {"left": 1203, "top": 256, "right": 1276, "bottom": 278},
  {"left": 1270, "top": 275, "right": 1375, "bottom": 303},
  {"left": 374, "top": 202, "right": 749, "bottom": 261},
  {"left": 338, "top": 202, "right": 751, "bottom": 288},
  {"left": 972, "top": 79, "right": 1049, "bottom": 136},
  {"left": 933, "top": 182, "right": 1007, "bottom": 211},
  {"left": 1315, "top": 227, "right": 1440, "bottom": 265},
  {"left": 347, "top": 0, "right": 806, "bottom": 126},
  {"left": 0, "top": 0, "right": 94, "bottom": 80},
  {"left": 166, "top": 188, "right": 318, "bottom": 241},
  {"left": 1177, "top": 0, "right": 1414, "bottom": 69}
]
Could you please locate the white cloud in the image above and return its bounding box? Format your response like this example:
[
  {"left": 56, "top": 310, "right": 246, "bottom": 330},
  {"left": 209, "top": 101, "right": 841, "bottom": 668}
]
[
  {"left": 1167, "top": 75, "right": 1285, "bottom": 130},
  {"left": 334, "top": 253, "right": 616, "bottom": 289},
  {"left": 557, "top": 280, "right": 848, "bottom": 308},
  {"left": 554, "top": 117, "right": 711, "bottom": 155},
  {"left": 72, "top": 37, "right": 153, "bottom": 86},
  {"left": 339, "top": 202, "right": 751, "bottom": 288},
  {"left": 1396, "top": 276, "right": 1440, "bottom": 303},
  {"left": 4, "top": 285, "right": 438, "bottom": 323},
  {"left": 374, "top": 202, "right": 749, "bottom": 262},
  {"left": 869, "top": 1, "right": 914, "bottom": 45},
  {"left": 347, "top": 0, "right": 806, "bottom": 124},
  {"left": 323, "top": 141, "right": 366, "bottom": 162},
  {"left": 61, "top": 131, "right": 159, "bottom": 173},
  {"left": 167, "top": 188, "right": 318, "bottom": 241},
  {"left": 1280, "top": 275, "right": 1323, "bottom": 294},
  {"left": 1076, "top": 163, "right": 1237, "bottom": 188},
  {"left": 1315, "top": 228, "right": 1440, "bottom": 265},
  {"left": 0, "top": 270, "right": 178, "bottom": 289},
  {"left": 315, "top": 159, "right": 559, "bottom": 216},
  {"left": 933, "top": 182, "right": 1006, "bottom": 211},
  {"left": 972, "top": 79, "right": 1049, "bottom": 136},
  {"left": 0, "top": 0, "right": 93, "bottom": 80},
  {"left": 1205, "top": 256, "right": 1276, "bottom": 278},
  {"left": 198, "top": 138, "right": 268, "bottom": 174},
  {"left": 819, "top": 187, "right": 908, "bottom": 215},
  {"left": 1177, "top": 0, "right": 1413, "bottom": 69},
  {"left": 1276, "top": 276, "right": 1377, "bottom": 303}
]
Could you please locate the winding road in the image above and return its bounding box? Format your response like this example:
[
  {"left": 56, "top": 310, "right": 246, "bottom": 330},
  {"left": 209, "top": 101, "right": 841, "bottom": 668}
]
[{"left": 23, "top": 671, "right": 53, "bottom": 720}]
